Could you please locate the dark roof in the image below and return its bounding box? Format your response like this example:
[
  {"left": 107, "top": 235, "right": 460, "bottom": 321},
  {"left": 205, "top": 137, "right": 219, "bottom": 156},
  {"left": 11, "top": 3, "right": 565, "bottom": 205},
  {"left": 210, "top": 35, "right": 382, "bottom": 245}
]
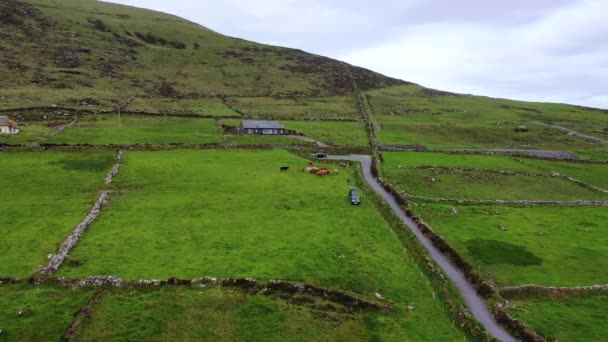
[
  {"left": 0, "top": 116, "right": 16, "bottom": 127},
  {"left": 241, "top": 120, "right": 285, "bottom": 130}
]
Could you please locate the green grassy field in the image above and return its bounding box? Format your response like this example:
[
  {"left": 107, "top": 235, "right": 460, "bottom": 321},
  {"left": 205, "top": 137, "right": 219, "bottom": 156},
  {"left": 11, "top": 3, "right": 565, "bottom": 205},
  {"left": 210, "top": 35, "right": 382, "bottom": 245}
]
[
  {"left": 415, "top": 204, "right": 608, "bottom": 287},
  {"left": 575, "top": 149, "right": 608, "bottom": 161},
  {"left": 0, "top": 123, "right": 55, "bottom": 145},
  {"left": 0, "top": 151, "right": 115, "bottom": 276},
  {"left": 367, "top": 85, "right": 607, "bottom": 151},
  {"left": 506, "top": 293, "right": 608, "bottom": 342},
  {"left": 0, "top": 284, "right": 94, "bottom": 341},
  {"left": 125, "top": 97, "right": 240, "bottom": 117},
  {"left": 285, "top": 121, "right": 369, "bottom": 147},
  {"left": 381, "top": 152, "right": 608, "bottom": 201},
  {"left": 223, "top": 134, "right": 313, "bottom": 145},
  {"left": 50, "top": 115, "right": 221, "bottom": 145},
  {"left": 76, "top": 287, "right": 406, "bottom": 341},
  {"left": 227, "top": 96, "right": 361, "bottom": 120},
  {"left": 57, "top": 149, "right": 465, "bottom": 340}
]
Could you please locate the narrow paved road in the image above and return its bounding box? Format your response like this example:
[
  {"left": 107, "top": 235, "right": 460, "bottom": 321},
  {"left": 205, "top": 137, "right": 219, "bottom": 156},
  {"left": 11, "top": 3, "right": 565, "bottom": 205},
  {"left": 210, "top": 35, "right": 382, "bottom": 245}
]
[{"left": 328, "top": 154, "right": 517, "bottom": 342}]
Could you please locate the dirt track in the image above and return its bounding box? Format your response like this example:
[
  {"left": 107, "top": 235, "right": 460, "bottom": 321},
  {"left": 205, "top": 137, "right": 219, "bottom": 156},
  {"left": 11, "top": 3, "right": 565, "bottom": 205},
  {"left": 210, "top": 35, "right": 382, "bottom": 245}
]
[{"left": 327, "top": 154, "right": 517, "bottom": 342}]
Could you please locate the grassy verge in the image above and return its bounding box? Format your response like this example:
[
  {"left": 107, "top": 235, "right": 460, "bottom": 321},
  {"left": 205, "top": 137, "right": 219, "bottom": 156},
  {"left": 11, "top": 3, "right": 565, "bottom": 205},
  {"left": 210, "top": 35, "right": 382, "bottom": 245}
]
[{"left": 0, "top": 151, "right": 115, "bottom": 276}]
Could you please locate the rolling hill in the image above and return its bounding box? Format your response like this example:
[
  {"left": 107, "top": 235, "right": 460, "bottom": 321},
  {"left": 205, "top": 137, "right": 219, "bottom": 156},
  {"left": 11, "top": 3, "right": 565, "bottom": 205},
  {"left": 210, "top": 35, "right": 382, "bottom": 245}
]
[{"left": 0, "top": 0, "right": 405, "bottom": 111}]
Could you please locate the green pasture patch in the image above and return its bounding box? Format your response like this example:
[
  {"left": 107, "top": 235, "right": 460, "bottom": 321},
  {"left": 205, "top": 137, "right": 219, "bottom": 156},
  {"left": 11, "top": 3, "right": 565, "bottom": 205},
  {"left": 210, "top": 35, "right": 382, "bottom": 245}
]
[
  {"left": 285, "top": 121, "right": 369, "bottom": 147},
  {"left": 376, "top": 122, "right": 597, "bottom": 149},
  {"left": 76, "top": 287, "right": 411, "bottom": 341},
  {"left": 0, "top": 123, "right": 55, "bottom": 145},
  {"left": 58, "top": 149, "right": 465, "bottom": 340},
  {"left": 506, "top": 293, "right": 608, "bottom": 342},
  {"left": 125, "top": 97, "right": 239, "bottom": 117},
  {"left": 575, "top": 148, "right": 608, "bottom": 161},
  {"left": 384, "top": 168, "right": 606, "bottom": 201},
  {"left": 415, "top": 204, "right": 608, "bottom": 287},
  {"left": 228, "top": 96, "right": 360, "bottom": 120},
  {"left": 0, "top": 151, "right": 115, "bottom": 276},
  {"left": 0, "top": 284, "right": 94, "bottom": 341},
  {"left": 50, "top": 115, "right": 220, "bottom": 145},
  {"left": 382, "top": 152, "right": 608, "bottom": 199},
  {"left": 367, "top": 85, "right": 606, "bottom": 150},
  {"left": 223, "top": 134, "right": 312, "bottom": 145}
]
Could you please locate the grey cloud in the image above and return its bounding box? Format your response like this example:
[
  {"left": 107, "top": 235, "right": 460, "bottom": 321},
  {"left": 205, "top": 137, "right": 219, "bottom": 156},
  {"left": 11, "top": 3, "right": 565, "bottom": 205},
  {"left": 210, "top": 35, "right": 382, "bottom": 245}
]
[{"left": 106, "top": 0, "right": 606, "bottom": 108}]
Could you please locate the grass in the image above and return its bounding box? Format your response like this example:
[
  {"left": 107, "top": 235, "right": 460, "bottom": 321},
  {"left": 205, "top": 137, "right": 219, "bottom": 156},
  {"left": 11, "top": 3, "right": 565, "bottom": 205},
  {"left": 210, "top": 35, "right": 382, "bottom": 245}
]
[
  {"left": 414, "top": 204, "right": 608, "bottom": 287},
  {"left": 575, "top": 148, "right": 608, "bottom": 161},
  {"left": 367, "top": 85, "right": 607, "bottom": 151},
  {"left": 50, "top": 115, "right": 221, "bottom": 145},
  {"left": 0, "top": 123, "right": 55, "bottom": 145},
  {"left": 506, "top": 293, "right": 608, "bottom": 342},
  {"left": 223, "top": 134, "right": 313, "bottom": 145},
  {"left": 376, "top": 122, "right": 597, "bottom": 149},
  {"left": 381, "top": 152, "right": 608, "bottom": 201},
  {"left": 125, "top": 97, "right": 240, "bottom": 117},
  {"left": 0, "top": 151, "right": 115, "bottom": 276},
  {"left": 285, "top": 121, "right": 369, "bottom": 147},
  {"left": 57, "top": 149, "right": 465, "bottom": 340},
  {"left": 227, "top": 96, "right": 361, "bottom": 120},
  {"left": 0, "top": 284, "right": 94, "bottom": 341},
  {"left": 76, "top": 287, "right": 404, "bottom": 341}
]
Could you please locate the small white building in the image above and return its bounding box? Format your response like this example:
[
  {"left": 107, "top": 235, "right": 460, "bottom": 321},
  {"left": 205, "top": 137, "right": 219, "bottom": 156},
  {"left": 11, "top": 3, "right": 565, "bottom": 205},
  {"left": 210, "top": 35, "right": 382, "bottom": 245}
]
[{"left": 0, "top": 116, "right": 19, "bottom": 134}]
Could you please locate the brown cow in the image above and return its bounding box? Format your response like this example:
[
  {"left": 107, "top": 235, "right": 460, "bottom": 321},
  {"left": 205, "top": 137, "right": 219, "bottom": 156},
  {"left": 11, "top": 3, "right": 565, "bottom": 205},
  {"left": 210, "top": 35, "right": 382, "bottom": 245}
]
[{"left": 316, "top": 170, "right": 329, "bottom": 176}]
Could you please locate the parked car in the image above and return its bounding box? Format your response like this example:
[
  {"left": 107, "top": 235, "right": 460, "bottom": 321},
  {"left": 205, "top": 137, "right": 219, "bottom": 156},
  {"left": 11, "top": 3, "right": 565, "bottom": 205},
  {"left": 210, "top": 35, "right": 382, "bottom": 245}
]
[
  {"left": 348, "top": 188, "right": 361, "bottom": 205},
  {"left": 312, "top": 152, "right": 328, "bottom": 158}
]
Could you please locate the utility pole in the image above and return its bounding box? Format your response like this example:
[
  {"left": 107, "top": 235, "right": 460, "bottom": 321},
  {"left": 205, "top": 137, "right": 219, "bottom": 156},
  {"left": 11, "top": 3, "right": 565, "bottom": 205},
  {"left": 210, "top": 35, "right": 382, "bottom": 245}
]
[{"left": 308, "top": 111, "right": 312, "bottom": 130}]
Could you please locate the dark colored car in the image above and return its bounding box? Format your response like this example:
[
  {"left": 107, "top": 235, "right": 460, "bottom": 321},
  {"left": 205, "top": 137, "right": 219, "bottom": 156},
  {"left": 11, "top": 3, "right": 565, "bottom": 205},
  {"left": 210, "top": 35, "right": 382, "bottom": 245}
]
[
  {"left": 348, "top": 188, "right": 361, "bottom": 205},
  {"left": 312, "top": 152, "right": 328, "bottom": 158}
]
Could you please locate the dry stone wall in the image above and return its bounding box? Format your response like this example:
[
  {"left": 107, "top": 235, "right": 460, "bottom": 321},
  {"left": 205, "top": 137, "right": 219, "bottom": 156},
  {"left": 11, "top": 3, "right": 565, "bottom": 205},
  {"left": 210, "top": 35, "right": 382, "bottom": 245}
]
[{"left": 39, "top": 150, "right": 124, "bottom": 275}]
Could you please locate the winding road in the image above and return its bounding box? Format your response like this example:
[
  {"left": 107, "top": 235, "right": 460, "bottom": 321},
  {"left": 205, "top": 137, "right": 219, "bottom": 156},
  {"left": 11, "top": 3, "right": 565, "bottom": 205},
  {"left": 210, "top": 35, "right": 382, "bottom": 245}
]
[{"left": 328, "top": 154, "right": 517, "bottom": 342}]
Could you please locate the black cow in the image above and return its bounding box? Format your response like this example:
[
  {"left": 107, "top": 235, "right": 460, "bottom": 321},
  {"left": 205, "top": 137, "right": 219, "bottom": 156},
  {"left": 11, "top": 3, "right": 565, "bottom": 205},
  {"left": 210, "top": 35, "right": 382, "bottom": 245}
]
[{"left": 280, "top": 166, "right": 289, "bottom": 172}]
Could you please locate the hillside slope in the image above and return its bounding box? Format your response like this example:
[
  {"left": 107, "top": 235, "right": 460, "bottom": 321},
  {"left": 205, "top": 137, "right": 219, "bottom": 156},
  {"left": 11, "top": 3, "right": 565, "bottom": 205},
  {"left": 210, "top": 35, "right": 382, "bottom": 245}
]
[{"left": 0, "top": 0, "right": 405, "bottom": 110}]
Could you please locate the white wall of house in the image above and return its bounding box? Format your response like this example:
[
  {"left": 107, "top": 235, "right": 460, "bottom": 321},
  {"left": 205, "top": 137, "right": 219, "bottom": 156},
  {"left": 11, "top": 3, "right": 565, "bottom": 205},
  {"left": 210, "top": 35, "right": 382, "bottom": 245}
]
[{"left": 0, "top": 126, "right": 19, "bottom": 134}]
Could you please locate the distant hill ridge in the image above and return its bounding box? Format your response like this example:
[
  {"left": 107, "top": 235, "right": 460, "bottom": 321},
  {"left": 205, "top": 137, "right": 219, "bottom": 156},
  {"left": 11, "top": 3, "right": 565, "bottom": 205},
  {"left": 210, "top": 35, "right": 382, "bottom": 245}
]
[{"left": 0, "top": 0, "right": 406, "bottom": 109}]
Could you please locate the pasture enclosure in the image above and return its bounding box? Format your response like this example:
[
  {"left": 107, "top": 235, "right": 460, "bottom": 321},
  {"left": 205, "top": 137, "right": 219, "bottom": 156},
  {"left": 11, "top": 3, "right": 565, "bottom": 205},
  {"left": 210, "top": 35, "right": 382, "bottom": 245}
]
[
  {"left": 415, "top": 204, "right": 608, "bottom": 287},
  {"left": 0, "top": 284, "right": 94, "bottom": 341},
  {"left": 505, "top": 292, "right": 608, "bottom": 342},
  {"left": 0, "top": 151, "right": 115, "bottom": 276},
  {"left": 56, "top": 149, "right": 466, "bottom": 340},
  {"left": 50, "top": 115, "right": 221, "bottom": 145},
  {"left": 382, "top": 152, "right": 608, "bottom": 201}
]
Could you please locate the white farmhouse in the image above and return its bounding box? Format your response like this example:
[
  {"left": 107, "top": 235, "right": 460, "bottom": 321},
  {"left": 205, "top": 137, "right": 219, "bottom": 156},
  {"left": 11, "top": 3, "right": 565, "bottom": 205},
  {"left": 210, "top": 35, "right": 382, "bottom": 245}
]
[{"left": 0, "top": 116, "right": 19, "bottom": 134}]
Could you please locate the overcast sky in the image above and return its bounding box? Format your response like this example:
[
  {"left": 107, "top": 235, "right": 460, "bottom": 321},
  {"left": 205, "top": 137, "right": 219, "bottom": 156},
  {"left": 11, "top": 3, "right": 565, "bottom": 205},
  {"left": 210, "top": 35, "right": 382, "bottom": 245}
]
[{"left": 106, "top": 0, "right": 607, "bottom": 109}]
